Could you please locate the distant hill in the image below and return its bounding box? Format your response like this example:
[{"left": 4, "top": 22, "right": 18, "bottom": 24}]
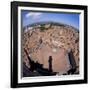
[{"left": 23, "top": 21, "right": 79, "bottom": 32}]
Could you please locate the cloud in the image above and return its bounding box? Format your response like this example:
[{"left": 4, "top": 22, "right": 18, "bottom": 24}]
[{"left": 25, "top": 12, "right": 43, "bottom": 19}]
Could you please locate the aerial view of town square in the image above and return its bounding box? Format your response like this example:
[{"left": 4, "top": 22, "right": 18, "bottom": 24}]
[{"left": 21, "top": 11, "right": 79, "bottom": 77}]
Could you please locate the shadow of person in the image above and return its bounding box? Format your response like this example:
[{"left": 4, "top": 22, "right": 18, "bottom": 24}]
[{"left": 48, "top": 56, "right": 53, "bottom": 72}]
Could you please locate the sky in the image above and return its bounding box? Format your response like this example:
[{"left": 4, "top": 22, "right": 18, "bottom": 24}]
[{"left": 21, "top": 10, "right": 80, "bottom": 30}]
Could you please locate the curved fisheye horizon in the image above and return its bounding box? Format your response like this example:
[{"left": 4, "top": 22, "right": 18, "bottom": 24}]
[
  {"left": 23, "top": 21, "right": 79, "bottom": 31},
  {"left": 21, "top": 11, "right": 80, "bottom": 30}
]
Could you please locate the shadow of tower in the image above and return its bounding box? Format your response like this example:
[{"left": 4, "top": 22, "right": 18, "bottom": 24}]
[
  {"left": 24, "top": 48, "right": 36, "bottom": 72},
  {"left": 68, "top": 50, "right": 77, "bottom": 74},
  {"left": 24, "top": 49, "right": 57, "bottom": 76}
]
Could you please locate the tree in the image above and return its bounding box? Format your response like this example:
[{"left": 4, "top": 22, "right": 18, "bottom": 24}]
[{"left": 40, "top": 24, "right": 45, "bottom": 32}]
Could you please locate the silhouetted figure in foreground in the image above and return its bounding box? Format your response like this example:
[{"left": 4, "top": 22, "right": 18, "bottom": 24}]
[
  {"left": 67, "top": 49, "right": 77, "bottom": 74},
  {"left": 48, "top": 56, "right": 53, "bottom": 72}
]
